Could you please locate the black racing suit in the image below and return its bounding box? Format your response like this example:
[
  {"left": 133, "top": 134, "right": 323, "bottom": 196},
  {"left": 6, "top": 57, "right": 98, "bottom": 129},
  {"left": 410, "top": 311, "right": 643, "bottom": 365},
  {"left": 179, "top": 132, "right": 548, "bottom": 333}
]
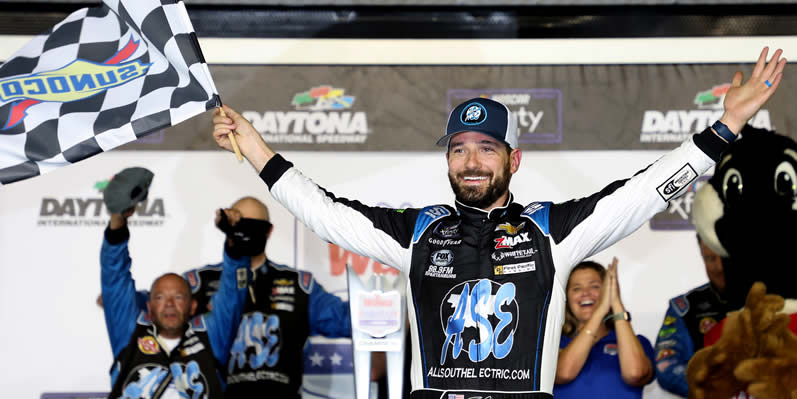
[
  {"left": 654, "top": 283, "right": 728, "bottom": 397},
  {"left": 258, "top": 128, "right": 727, "bottom": 398}
]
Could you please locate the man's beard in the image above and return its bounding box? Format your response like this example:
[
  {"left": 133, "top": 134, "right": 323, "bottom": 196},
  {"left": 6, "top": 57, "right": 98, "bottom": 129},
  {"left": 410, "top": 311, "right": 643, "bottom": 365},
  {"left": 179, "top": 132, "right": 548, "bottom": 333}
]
[{"left": 448, "top": 161, "right": 512, "bottom": 210}]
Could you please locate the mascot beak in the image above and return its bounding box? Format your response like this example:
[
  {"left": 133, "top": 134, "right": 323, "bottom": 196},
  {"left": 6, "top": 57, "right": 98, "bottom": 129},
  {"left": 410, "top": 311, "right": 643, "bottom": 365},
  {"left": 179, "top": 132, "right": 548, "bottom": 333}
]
[{"left": 692, "top": 183, "right": 729, "bottom": 257}]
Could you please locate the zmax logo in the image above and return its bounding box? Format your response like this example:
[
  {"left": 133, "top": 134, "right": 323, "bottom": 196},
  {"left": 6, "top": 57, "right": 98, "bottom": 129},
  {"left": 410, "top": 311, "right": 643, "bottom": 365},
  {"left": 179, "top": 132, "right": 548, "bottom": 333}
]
[
  {"left": 0, "top": 37, "right": 150, "bottom": 130},
  {"left": 440, "top": 279, "right": 518, "bottom": 364},
  {"left": 494, "top": 233, "right": 530, "bottom": 249}
]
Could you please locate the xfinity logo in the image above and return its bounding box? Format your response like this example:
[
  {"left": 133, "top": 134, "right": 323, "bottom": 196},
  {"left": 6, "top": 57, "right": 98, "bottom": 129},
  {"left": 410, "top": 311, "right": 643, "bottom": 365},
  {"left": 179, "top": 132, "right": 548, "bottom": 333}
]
[{"left": 434, "top": 222, "right": 461, "bottom": 238}]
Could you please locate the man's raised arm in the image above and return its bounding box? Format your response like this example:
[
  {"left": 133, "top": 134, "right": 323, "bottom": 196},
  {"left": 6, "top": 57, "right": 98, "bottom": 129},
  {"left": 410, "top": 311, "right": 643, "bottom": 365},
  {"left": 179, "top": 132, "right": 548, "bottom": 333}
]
[
  {"left": 539, "top": 47, "right": 786, "bottom": 270},
  {"left": 100, "top": 211, "right": 139, "bottom": 359},
  {"left": 212, "top": 106, "right": 419, "bottom": 272}
]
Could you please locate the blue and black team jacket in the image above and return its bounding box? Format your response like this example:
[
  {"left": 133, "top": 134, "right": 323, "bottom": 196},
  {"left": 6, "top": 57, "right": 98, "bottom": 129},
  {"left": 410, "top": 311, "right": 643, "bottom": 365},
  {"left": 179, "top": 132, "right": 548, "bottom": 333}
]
[
  {"left": 654, "top": 283, "right": 728, "bottom": 397},
  {"left": 100, "top": 226, "right": 249, "bottom": 399},
  {"left": 137, "top": 258, "right": 351, "bottom": 398}
]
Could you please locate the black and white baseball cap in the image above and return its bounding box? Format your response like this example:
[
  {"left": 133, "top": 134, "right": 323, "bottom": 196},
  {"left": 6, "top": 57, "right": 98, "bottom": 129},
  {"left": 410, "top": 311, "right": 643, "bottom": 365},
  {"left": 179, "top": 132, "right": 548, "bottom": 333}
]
[{"left": 437, "top": 97, "right": 518, "bottom": 149}]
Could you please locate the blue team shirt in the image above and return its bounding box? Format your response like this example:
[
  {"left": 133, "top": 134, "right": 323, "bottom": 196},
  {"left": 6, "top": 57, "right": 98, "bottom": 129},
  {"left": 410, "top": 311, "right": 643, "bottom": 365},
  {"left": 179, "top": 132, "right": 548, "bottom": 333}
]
[{"left": 553, "top": 330, "right": 656, "bottom": 399}]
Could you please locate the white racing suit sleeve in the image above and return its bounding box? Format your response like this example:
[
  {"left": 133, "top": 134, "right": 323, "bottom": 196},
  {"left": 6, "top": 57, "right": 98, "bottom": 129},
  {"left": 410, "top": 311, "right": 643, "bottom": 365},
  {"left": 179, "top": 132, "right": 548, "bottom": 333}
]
[
  {"left": 259, "top": 155, "right": 420, "bottom": 273},
  {"left": 542, "top": 127, "right": 728, "bottom": 276}
]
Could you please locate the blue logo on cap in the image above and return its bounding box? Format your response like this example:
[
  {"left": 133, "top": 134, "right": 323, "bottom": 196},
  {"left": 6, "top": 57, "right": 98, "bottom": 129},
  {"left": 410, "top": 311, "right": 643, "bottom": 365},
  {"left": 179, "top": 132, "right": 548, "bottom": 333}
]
[{"left": 461, "top": 102, "right": 487, "bottom": 125}]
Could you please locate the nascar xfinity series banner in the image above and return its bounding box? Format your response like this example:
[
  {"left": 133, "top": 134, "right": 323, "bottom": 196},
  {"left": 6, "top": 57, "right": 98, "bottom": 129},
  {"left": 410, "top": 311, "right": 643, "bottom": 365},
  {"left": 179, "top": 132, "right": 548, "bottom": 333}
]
[{"left": 120, "top": 63, "right": 794, "bottom": 152}]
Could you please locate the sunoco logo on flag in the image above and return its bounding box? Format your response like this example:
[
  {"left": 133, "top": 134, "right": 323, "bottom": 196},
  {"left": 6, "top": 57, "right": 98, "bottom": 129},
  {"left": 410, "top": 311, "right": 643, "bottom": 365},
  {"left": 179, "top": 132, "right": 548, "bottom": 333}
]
[
  {"left": 0, "top": 38, "right": 151, "bottom": 130},
  {"left": 0, "top": 0, "right": 219, "bottom": 185}
]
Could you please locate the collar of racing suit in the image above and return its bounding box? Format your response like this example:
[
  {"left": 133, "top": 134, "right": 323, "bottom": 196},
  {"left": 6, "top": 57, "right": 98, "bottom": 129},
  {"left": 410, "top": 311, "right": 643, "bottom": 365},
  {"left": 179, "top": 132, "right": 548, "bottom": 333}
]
[
  {"left": 454, "top": 192, "right": 515, "bottom": 222},
  {"left": 707, "top": 282, "right": 727, "bottom": 305}
]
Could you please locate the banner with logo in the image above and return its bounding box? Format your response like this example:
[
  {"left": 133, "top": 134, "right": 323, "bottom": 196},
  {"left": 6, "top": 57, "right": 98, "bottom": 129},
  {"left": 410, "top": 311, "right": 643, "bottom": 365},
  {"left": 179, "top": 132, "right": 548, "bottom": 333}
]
[
  {"left": 110, "top": 63, "right": 793, "bottom": 153},
  {"left": 0, "top": 0, "right": 218, "bottom": 185}
]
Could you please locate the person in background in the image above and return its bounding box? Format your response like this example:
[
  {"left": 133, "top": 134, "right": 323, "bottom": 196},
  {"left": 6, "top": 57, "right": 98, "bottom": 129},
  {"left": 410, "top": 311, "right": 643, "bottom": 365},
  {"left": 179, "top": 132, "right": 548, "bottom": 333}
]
[
  {"left": 100, "top": 167, "right": 250, "bottom": 398},
  {"left": 100, "top": 192, "right": 352, "bottom": 398},
  {"left": 216, "top": 197, "right": 351, "bottom": 398},
  {"left": 554, "top": 258, "right": 656, "bottom": 399},
  {"left": 655, "top": 235, "right": 729, "bottom": 397}
]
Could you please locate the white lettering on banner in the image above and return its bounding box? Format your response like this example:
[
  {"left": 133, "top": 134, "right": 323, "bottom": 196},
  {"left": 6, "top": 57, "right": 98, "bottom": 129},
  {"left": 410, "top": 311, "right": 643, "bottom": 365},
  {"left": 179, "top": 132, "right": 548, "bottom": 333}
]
[
  {"left": 316, "top": 135, "right": 368, "bottom": 144},
  {"left": 426, "top": 366, "right": 531, "bottom": 380},
  {"left": 490, "top": 93, "right": 531, "bottom": 105},
  {"left": 244, "top": 111, "right": 369, "bottom": 144},
  {"left": 486, "top": 93, "right": 544, "bottom": 134},
  {"left": 640, "top": 110, "right": 771, "bottom": 143},
  {"left": 516, "top": 107, "right": 544, "bottom": 133}
]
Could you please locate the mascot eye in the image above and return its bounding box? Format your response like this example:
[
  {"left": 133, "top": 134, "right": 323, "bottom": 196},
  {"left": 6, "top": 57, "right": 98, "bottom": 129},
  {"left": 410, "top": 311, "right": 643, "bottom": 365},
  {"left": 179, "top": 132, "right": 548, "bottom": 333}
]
[
  {"left": 722, "top": 168, "right": 743, "bottom": 203},
  {"left": 774, "top": 161, "right": 797, "bottom": 197}
]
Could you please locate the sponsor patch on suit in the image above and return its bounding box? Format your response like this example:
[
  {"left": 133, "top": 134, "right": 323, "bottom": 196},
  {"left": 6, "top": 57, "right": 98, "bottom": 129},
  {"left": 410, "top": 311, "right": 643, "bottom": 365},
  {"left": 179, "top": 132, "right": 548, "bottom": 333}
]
[{"left": 494, "top": 261, "right": 536, "bottom": 276}]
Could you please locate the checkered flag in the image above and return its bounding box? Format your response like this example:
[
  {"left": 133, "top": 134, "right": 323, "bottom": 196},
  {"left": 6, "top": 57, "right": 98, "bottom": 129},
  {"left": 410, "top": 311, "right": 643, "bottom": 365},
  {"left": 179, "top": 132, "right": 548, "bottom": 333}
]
[{"left": 0, "top": 0, "right": 220, "bottom": 185}]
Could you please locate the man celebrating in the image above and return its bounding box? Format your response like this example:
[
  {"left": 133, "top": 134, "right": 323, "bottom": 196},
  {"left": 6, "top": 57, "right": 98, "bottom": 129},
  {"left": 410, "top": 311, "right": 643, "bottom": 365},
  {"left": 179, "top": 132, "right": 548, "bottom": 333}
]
[
  {"left": 211, "top": 48, "right": 784, "bottom": 398},
  {"left": 184, "top": 196, "right": 352, "bottom": 398},
  {"left": 100, "top": 171, "right": 250, "bottom": 398},
  {"left": 106, "top": 195, "right": 352, "bottom": 398}
]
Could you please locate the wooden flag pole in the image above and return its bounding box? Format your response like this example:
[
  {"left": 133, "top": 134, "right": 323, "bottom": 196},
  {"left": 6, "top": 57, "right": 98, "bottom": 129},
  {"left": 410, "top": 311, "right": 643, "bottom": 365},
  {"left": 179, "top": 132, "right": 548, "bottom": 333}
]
[{"left": 218, "top": 106, "right": 243, "bottom": 162}]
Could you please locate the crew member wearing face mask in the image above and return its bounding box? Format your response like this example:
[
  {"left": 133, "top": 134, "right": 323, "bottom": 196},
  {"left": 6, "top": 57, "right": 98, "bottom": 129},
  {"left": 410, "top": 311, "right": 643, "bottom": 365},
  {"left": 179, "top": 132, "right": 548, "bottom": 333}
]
[{"left": 130, "top": 196, "right": 352, "bottom": 398}]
